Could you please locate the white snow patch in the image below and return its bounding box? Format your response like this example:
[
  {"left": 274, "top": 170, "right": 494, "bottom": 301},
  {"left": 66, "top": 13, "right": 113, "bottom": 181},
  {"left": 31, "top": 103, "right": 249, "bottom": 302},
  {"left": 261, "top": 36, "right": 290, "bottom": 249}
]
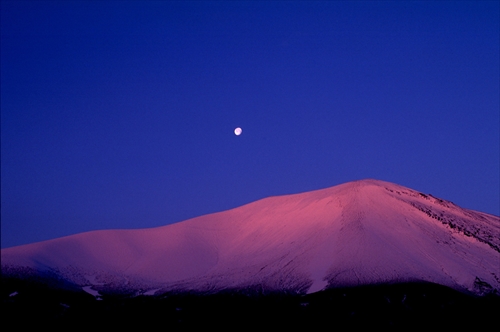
[
  {"left": 308, "top": 279, "right": 328, "bottom": 294},
  {"left": 143, "top": 288, "right": 161, "bottom": 296},
  {"left": 82, "top": 286, "right": 103, "bottom": 300}
]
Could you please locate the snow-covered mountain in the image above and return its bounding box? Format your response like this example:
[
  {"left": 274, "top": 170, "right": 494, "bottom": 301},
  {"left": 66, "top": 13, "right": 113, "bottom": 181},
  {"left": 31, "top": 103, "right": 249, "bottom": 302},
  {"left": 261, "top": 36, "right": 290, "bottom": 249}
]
[{"left": 2, "top": 179, "right": 499, "bottom": 297}]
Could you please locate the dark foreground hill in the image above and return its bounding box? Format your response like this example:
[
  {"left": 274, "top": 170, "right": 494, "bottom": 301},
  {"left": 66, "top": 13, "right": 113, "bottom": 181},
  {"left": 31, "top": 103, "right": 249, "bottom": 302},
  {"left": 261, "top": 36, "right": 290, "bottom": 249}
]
[{"left": 2, "top": 276, "right": 499, "bottom": 329}]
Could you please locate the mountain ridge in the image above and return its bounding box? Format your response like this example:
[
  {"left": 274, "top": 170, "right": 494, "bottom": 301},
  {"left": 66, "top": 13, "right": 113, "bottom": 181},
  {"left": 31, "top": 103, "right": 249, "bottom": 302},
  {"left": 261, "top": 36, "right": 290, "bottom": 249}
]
[{"left": 2, "top": 179, "right": 499, "bottom": 297}]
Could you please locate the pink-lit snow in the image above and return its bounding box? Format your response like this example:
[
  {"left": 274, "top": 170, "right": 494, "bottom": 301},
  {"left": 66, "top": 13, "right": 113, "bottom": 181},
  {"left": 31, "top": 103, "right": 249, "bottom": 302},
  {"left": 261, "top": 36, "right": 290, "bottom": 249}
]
[{"left": 2, "top": 179, "right": 499, "bottom": 296}]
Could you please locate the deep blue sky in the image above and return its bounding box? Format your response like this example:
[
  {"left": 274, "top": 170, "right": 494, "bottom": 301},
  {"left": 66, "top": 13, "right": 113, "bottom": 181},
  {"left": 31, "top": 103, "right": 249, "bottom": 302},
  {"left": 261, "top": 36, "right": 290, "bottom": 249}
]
[{"left": 2, "top": 1, "right": 499, "bottom": 248}]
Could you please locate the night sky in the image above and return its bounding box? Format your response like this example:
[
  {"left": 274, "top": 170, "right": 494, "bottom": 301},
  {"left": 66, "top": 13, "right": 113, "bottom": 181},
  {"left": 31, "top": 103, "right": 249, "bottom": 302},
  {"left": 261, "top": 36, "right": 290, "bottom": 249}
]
[{"left": 1, "top": 1, "right": 499, "bottom": 248}]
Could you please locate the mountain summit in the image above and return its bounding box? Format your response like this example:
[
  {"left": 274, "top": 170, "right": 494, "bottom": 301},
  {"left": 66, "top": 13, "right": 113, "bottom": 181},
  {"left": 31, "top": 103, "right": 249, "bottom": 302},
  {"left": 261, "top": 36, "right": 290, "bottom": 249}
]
[{"left": 2, "top": 179, "right": 499, "bottom": 296}]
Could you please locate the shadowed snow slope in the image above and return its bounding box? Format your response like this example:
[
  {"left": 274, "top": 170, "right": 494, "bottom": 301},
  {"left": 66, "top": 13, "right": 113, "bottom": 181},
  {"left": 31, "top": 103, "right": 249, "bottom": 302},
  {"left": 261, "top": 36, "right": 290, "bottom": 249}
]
[{"left": 2, "top": 179, "right": 499, "bottom": 296}]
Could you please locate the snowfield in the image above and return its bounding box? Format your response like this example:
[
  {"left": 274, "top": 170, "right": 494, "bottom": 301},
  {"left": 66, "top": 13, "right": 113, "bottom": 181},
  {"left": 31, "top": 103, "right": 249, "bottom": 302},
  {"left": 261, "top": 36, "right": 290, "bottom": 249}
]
[{"left": 2, "top": 179, "right": 499, "bottom": 296}]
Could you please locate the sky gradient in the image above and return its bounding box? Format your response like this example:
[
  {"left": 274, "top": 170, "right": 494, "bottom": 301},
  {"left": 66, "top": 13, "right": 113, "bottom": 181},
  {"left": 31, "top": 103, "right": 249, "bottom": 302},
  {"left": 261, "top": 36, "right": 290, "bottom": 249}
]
[{"left": 1, "top": 1, "right": 499, "bottom": 248}]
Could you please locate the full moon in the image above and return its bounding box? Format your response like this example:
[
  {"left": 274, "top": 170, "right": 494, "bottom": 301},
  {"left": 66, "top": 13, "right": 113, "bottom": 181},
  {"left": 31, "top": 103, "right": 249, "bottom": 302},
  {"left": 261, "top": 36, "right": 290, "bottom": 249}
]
[{"left": 234, "top": 127, "right": 242, "bottom": 136}]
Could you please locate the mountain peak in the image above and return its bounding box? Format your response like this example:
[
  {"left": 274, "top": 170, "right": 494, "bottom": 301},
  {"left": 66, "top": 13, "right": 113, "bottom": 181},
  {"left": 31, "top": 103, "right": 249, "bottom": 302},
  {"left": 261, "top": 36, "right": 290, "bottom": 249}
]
[{"left": 2, "top": 179, "right": 499, "bottom": 297}]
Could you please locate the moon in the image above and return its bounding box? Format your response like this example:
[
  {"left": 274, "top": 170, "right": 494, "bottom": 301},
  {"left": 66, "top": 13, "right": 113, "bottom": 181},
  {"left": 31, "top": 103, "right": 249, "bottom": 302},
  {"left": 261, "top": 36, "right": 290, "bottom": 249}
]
[{"left": 234, "top": 127, "right": 242, "bottom": 136}]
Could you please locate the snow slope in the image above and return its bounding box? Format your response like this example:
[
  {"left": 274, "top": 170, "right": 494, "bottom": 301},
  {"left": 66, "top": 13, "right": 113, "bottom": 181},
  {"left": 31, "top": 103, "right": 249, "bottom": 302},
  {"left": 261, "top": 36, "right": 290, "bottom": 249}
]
[{"left": 2, "top": 179, "right": 499, "bottom": 296}]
